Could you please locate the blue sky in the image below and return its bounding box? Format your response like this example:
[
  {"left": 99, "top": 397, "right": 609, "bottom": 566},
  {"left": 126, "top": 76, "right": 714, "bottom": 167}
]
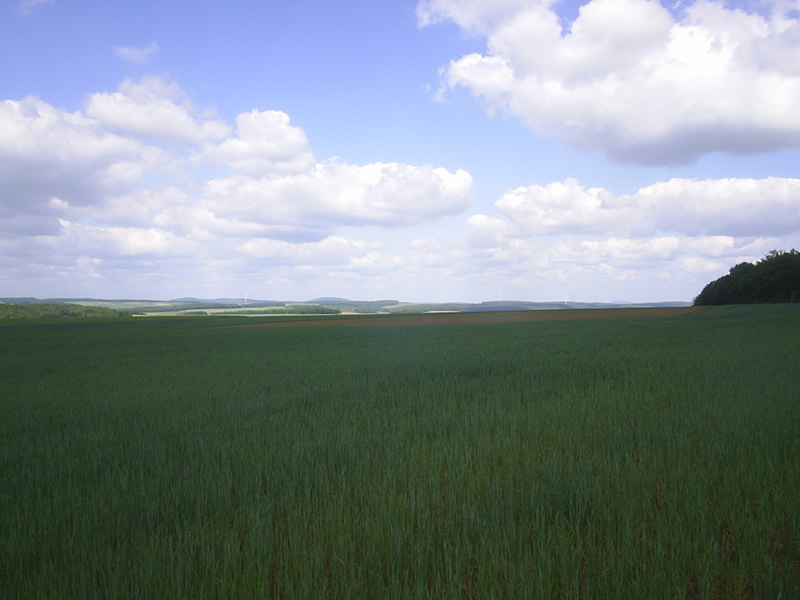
[{"left": 2, "top": 0, "right": 799, "bottom": 302}]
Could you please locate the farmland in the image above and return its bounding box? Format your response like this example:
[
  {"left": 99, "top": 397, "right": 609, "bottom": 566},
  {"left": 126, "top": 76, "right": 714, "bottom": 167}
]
[{"left": 1, "top": 305, "right": 799, "bottom": 598}]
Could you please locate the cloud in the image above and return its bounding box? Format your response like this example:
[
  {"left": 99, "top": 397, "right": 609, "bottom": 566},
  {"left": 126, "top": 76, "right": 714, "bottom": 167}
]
[
  {"left": 113, "top": 42, "right": 160, "bottom": 64},
  {"left": 203, "top": 110, "right": 473, "bottom": 240},
  {"left": 203, "top": 161, "right": 473, "bottom": 240},
  {"left": 472, "top": 176, "right": 800, "bottom": 238},
  {"left": 0, "top": 79, "right": 477, "bottom": 298},
  {"left": 207, "top": 110, "right": 315, "bottom": 177},
  {"left": 236, "top": 236, "right": 384, "bottom": 267},
  {"left": 490, "top": 178, "right": 628, "bottom": 235},
  {"left": 434, "top": 171, "right": 800, "bottom": 300},
  {"left": 420, "top": 0, "right": 800, "bottom": 164},
  {"left": 56, "top": 219, "right": 197, "bottom": 258},
  {"left": 443, "top": 173, "right": 799, "bottom": 300},
  {"left": 1, "top": 80, "right": 474, "bottom": 244},
  {"left": 0, "top": 96, "right": 145, "bottom": 235},
  {"left": 416, "top": 0, "right": 532, "bottom": 33},
  {"left": 430, "top": 220, "right": 781, "bottom": 300},
  {"left": 84, "top": 76, "right": 230, "bottom": 145},
  {"left": 634, "top": 177, "right": 800, "bottom": 236},
  {"left": 18, "top": 0, "right": 53, "bottom": 15},
  {"left": 3, "top": 75, "right": 797, "bottom": 302}
]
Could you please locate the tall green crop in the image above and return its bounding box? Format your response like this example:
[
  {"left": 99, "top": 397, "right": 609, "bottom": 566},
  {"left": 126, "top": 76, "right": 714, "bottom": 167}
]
[{"left": 1, "top": 306, "right": 798, "bottom": 598}]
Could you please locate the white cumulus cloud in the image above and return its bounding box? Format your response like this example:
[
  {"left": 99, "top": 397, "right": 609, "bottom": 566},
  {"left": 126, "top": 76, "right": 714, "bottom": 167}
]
[
  {"left": 236, "top": 236, "right": 383, "bottom": 266},
  {"left": 4, "top": 72, "right": 796, "bottom": 303},
  {"left": 449, "top": 173, "right": 799, "bottom": 301},
  {"left": 85, "top": 76, "right": 230, "bottom": 145},
  {"left": 204, "top": 161, "right": 473, "bottom": 240},
  {"left": 208, "top": 109, "right": 315, "bottom": 177},
  {"left": 0, "top": 78, "right": 477, "bottom": 298},
  {"left": 635, "top": 177, "right": 800, "bottom": 236},
  {"left": 420, "top": 0, "right": 800, "bottom": 164},
  {"left": 417, "top": 0, "right": 533, "bottom": 33},
  {"left": 0, "top": 96, "right": 145, "bottom": 235},
  {"left": 476, "top": 176, "right": 800, "bottom": 238}
]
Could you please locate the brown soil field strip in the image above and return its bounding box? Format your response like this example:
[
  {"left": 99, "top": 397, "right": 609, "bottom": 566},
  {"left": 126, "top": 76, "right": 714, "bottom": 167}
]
[{"left": 233, "top": 306, "right": 705, "bottom": 328}]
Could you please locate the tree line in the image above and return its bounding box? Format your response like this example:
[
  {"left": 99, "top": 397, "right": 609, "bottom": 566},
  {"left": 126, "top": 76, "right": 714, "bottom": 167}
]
[
  {"left": 0, "top": 303, "right": 126, "bottom": 319},
  {"left": 694, "top": 249, "right": 800, "bottom": 306}
]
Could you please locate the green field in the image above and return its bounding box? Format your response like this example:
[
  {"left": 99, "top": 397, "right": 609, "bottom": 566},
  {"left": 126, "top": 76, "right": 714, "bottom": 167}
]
[{"left": 1, "top": 306, "right": 799, "bottom": 598}]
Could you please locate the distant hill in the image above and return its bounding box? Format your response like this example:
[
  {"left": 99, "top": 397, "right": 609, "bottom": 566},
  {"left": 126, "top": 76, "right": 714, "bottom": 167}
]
[
  {"left": 370, "top": 300, "right": 691, "bottom": 313},
  {"left": 1, "top": 297, "right": 691, "bottom": 316}
]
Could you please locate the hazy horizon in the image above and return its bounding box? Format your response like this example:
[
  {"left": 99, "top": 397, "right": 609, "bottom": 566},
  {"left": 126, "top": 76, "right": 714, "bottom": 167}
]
[
  {"left": 2, "top": 0, "right": 799, "bottom": 303},
  {"left": 0, "top": 294, "right": 692, "bottom": 306}
]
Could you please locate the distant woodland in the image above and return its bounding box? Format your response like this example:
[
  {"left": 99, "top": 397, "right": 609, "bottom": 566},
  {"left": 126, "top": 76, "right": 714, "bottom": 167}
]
[
  {"left": 694, "top": 249, "right": 800, "bottom": 306},
  {"left": 0, "top": 303, "right": 125, "bottom": 319}
]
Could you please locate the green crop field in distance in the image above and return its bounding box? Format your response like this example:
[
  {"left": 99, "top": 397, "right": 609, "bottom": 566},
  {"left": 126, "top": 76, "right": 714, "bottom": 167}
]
[{"left": 1, "top": 305, "right": 799, "bottom": 598}]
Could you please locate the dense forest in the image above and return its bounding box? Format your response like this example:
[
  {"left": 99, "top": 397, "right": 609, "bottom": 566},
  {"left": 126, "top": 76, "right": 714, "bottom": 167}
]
[
  {"left": 0, "top": 303, "right": 126, "bottom": 319},
  {"left": 694, "top": 249, "right": 800, "bottom": 306}
]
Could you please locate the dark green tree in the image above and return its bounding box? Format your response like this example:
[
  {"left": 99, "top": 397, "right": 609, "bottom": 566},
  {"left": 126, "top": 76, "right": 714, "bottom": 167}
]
[
  {"left": 0, "top": 303, "right": 126, "bottom": 319},
  {"left": 694, "top": 249, "right": 800, "bottom": 305}
]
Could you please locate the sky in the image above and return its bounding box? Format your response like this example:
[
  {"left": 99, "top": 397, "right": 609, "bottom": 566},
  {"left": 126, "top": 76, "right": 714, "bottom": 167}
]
[{"left": 2, "top": 0, "right": 799, "bottom": 303}]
